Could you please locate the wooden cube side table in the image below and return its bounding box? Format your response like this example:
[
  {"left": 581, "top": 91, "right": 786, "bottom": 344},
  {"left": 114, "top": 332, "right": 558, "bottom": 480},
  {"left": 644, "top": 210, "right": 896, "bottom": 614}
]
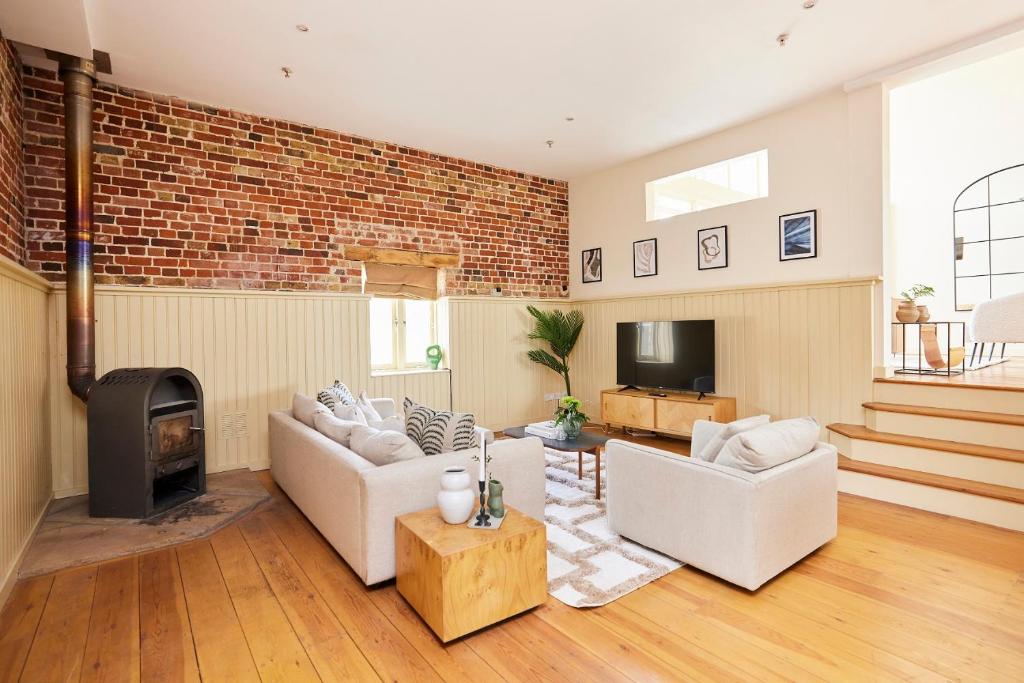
[{"left": 395, "top": 506, "right": 547, "bottom": 642}]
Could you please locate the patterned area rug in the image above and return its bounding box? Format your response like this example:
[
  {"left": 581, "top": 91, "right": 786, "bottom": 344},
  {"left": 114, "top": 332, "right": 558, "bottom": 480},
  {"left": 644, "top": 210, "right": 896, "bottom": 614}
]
[{"left": 544, "top": 447, "right": 681, "bottom": 607}]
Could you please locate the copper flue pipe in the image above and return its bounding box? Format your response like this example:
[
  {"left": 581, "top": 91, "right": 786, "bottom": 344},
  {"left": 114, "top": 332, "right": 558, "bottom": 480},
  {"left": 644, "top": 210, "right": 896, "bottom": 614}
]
[{"left": 60, "top": 57, "right": 96, "bottom": 402}]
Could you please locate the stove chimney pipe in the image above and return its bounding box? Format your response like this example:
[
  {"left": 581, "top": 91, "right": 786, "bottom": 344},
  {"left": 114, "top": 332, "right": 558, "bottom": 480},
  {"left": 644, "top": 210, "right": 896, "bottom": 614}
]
[{"left": 59, "top": 56, "right": 97, "bottom": 402}]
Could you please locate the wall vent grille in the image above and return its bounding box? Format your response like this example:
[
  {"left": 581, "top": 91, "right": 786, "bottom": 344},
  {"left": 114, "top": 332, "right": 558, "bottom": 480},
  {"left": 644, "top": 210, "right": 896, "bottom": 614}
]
[{"left": 218, "top": 411, "right": 248, "bottom": 440}]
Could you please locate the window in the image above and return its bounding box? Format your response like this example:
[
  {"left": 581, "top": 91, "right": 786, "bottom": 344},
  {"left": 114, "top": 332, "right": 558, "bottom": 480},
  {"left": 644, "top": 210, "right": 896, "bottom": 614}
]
[
  {"left": 370, "top": 298, "right": 437, "bottom": 371},
  {"left": 645, "top": 149, "right": 769, "bottom": 221}
]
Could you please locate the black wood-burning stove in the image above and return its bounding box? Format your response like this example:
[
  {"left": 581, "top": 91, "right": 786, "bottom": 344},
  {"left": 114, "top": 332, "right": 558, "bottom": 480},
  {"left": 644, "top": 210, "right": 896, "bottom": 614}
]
[{"left": 87, "top": 367, "right": 206, "bottom": 518}]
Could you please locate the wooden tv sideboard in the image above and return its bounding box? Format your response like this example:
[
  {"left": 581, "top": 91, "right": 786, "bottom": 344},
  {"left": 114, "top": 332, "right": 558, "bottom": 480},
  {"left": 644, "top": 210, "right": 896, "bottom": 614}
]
[{"left": 600, "top": 388, "right": 736, "bottom": 438}]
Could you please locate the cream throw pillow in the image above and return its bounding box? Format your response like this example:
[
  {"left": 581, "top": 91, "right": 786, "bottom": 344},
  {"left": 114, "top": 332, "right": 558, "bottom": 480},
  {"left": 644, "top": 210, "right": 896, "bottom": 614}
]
[
  {"left": 293, "top": 393, "right": 330, "bottom": 428},
  {"left": 356, "top": 391, "right": 383, "bottom": 421},
  {"left": 349, "top": 425, "right": 425, "bottom": 466},
  {"left": 715, "top": 417, "right": 820, "bottom": 473},
  {"left": 313, "top": 413, "right": 363, "bottom": 448},
  {"left": 697, "top": 414, "right": 770, "bottom": 462},
  {"left": 333, "top": 403, "right": 369, "bottom": 425},
  {"left": 368, "top": 415, "right": 405, "bottom": 434}
]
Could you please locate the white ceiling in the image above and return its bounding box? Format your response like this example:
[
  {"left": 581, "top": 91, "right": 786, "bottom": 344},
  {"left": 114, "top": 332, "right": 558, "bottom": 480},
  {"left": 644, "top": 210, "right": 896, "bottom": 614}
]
[{"left": 4, "top": 0, "right": 1024, "bottom": 179}]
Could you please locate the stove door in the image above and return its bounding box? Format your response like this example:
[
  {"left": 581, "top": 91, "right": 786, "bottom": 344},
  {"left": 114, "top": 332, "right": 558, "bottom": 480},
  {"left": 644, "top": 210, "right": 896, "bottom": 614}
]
[{"left": 150, "top": 409, "right": 201, "bottom": 461}]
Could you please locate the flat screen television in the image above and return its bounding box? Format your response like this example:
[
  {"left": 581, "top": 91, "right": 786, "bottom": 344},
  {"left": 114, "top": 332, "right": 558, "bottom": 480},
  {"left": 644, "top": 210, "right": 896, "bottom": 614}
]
[{"left": 616, "top": 320, "right": 715, "bottom": 395}]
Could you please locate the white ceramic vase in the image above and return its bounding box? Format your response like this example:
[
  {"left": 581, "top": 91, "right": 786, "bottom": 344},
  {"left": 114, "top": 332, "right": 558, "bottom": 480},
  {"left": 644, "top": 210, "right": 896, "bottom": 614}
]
[{"left": 437, "top": 466, "right": 476, "bottom": 524}]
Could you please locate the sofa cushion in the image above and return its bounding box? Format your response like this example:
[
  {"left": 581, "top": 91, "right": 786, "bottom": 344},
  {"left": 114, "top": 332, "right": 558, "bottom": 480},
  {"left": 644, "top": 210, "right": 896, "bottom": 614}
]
[
  {"left": 715, "top": 417, "right": 820, "bottom": 473},
  {"left": 293, "top": 393, "right": 330, "bottom": 428},
  {"left": 333, "top": 403, "right": 369, "bottom": 425},
  {"left": 696, "top": 414, "right": 770, "bottom": 462},
  {"left": 356, "top": 390, "right": 383, "bottom": 421},
  {"left": 369, "top": 415, "right": 406, "bottom": 434},
  {"left": 317, "top": 380, "right": 356, "bottom": 410},
  {"left": 313, "top": 412, "right": 364, "bottom": 448},
  {"left": 404, "top": 398, "right": 479, "bottom": 456},
  {"left": 349, "top": 425, "right": 425, "bottom": 466}
]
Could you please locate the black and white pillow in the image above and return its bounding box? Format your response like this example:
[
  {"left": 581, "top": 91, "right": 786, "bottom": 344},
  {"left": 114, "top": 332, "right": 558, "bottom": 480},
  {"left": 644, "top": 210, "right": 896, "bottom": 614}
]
[
  {"left": 317, "top": 380, "right": 356, "bottom": 410},
  {"left": 404, "top": 397, "right": 479, "bottom": 456}
]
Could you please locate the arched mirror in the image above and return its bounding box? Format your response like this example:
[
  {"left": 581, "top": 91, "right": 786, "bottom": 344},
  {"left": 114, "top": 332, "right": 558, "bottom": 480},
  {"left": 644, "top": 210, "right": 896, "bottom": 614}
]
[{"left": 953, "top": 163, "right": 1024, "bottom": 311}]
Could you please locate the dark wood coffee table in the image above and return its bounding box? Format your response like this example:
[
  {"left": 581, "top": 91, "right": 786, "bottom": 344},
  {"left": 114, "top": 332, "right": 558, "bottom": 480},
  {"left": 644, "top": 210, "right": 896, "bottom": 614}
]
[{"left": 502, "top": 426, "right": 610, "bottom": 499}]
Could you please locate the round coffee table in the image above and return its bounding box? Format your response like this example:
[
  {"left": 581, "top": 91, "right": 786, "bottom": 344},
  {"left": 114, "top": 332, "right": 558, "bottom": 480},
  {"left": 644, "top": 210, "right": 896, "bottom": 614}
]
[{"left": 502, "top": 426, "right": 611, "bottom": 500}]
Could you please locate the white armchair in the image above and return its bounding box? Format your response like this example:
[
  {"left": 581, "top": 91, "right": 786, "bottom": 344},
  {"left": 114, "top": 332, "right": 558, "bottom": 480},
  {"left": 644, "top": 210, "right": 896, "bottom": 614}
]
[
  {"left": 968, "top": 291, "right": 1024, "bottom": 367},
  {"left": 605, "top": 420, "right": 837, "bottom": 590}
]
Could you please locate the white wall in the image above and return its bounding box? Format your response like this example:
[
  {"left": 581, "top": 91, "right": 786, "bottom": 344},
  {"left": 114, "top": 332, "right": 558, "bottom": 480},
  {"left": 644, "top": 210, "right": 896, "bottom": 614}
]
[
  {"left": 889, "top": 46, "right": 1024, "bottom": 355},
  {"left": 569, "top": 87, "right": 885, "bottom": 301}
]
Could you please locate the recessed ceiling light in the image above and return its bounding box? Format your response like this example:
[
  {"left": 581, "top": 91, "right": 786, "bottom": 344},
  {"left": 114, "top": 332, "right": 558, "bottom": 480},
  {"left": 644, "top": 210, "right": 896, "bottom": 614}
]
[
  {"left": 802, "top": 0, "right": 817, "bottom": 8},
  {"left": 296, "top": 24, "right": 310, "bottom": 32},
  {"left": 281, "top": 66, "right": 293, "bottom": 78}
]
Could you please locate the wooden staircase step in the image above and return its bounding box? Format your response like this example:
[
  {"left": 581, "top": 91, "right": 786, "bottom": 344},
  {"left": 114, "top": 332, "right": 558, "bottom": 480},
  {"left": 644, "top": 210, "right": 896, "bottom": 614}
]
[
  {"left": 837, "top": 455, "right": 1024, "bottom": 505},
  {"left": 826, "top": 423, "right": 1024, "bottom": 465},
  {"left": 862, "top": 402, "right": 1024, "bottom": 427},
  {"left": 873, "top": 373, "right": 1024, "bottom": 393}
]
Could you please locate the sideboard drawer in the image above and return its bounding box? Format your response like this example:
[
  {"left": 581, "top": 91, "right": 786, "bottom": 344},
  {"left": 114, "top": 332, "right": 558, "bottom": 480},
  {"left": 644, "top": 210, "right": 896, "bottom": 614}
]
[
  {"left": 602, "top": 393, "right": 655, "bottom": 429},
  {"left": 655, "top": 400, "right": 715, "bottom": 436}
]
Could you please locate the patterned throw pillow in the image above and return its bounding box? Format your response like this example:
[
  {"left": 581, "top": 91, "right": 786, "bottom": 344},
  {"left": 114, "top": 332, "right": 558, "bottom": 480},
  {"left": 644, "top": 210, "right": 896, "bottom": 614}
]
[
  {"left": 316, "top": 380, "right": 356, "bottom": 410},
  {"left": 404, "top": 397, "right": 479, "bottom": 456}
]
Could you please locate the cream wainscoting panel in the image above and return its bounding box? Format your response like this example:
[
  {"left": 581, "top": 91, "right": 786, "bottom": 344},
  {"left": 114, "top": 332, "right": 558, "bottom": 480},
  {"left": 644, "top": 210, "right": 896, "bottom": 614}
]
[
  {"left": 0, "top": 259, "right": 51, "bottom": 596},
  {"left": 48, "top": 288, "right": 557, "bottom": 497},
  {"left": 570, "top": 279, "right": 877, "bottom": 434},
  {"left": 444, "top": 297, "right": 564, "bottom": 430}
]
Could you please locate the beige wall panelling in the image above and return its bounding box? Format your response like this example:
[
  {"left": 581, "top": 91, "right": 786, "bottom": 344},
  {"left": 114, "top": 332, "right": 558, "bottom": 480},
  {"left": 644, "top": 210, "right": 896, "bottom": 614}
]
[
  {"left": 47, "top": 288, "right": 560, "bottom": 497},
  {"left": 569, "top": 278, "right": 877, "bottom": 438},
  {"left": 0, "top": 259, "right": 52, "bottom": 600}
]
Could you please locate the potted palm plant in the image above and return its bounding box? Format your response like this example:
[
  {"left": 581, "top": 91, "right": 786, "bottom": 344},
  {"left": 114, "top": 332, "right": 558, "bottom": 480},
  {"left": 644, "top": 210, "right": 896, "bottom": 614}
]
[{"left": 525, "top": 305, "right": 584, "bottom": 397}]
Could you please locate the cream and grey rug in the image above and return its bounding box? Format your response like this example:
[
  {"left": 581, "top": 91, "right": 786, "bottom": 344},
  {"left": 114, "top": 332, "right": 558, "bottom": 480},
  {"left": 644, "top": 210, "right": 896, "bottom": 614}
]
[{"left": 544, "top": 448, "right": 681, "bottom": 608}]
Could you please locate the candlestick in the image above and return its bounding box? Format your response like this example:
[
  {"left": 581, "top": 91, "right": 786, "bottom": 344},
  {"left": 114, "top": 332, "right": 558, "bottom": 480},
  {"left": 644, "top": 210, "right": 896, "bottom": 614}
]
[{"left": 478, "top": 438, "right": 486, "bottom": 482}]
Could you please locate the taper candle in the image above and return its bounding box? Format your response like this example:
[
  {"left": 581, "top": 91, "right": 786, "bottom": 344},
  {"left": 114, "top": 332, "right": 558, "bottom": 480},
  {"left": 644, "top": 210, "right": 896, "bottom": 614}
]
[{"left": 478, "top": 438, "right": 486, "bottom": 482}]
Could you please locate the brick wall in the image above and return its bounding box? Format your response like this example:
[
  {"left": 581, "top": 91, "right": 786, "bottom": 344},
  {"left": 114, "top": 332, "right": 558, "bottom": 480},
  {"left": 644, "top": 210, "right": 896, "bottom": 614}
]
[
  {"left": 0, "top": 38, "right": 24, "bottom": 264},
  {"left": 22, "top": 65, "right": 568, "bottom": 295}
]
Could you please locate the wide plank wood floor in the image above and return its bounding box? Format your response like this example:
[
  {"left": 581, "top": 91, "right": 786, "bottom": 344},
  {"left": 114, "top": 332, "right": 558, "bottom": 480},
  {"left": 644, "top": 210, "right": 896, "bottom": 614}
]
[{"left": 2, "top": 469, "right": 1024, "bottom": 681}]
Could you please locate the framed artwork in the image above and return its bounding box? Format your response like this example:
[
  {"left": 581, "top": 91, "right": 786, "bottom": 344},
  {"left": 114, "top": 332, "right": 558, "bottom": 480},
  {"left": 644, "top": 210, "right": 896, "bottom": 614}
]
[
  {"left": 581, "top": 247, "right": 602, "bottom": 283},
  {"left": 633, "top": 238, "right": 658, "bottom": 277},
  {"left": 697, "top": 225, "right": 728, "bottom": 270},
  {"left": 779, "top": 210, "right": 817, "bottom": 261}
]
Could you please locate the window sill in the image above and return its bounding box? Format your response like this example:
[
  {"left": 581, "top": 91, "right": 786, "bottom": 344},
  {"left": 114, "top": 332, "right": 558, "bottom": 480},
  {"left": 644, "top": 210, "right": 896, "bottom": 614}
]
[{"left": 371, "top": 368, "right": 450, "bottom": 378}]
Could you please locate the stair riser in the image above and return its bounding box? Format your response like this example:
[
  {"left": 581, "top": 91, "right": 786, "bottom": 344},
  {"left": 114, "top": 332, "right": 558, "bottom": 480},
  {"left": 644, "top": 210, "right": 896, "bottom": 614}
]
[
  {"left": 838, "top": 471, "right": 1024, "bottom": 532},
  {"left": 829, "top": 433, "right": 1024, "bottom": 489},
  {"left": 866, "top": 410, "right": 1024, "bottom": 451},
  {"left": 873, "top": 382, "right": 1024, "bottom": 415}
]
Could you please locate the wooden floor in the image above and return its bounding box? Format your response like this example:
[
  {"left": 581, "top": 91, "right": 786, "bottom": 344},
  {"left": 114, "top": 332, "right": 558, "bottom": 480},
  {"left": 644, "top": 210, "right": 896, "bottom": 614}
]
[
  {"left": 2, "top": 461, "right": 1024, "bottom": 681},
  {"left": 878, "top": 356, "right": 1024, "bottom": 391}
]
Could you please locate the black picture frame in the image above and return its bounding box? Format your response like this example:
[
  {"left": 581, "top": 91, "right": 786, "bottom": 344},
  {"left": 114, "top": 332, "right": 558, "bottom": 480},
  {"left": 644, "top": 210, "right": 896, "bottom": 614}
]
[
  {"left": 779, "top": 210, "right": 818, "bottom": 261},
  {"left": 633, "top": 238, "right": 658, "bottom": 278},
  {"left": 581, "top": 247, "right": 602, "bottom": 283},
  {"left": 697, "top": 225, "right": 728, "bottom": 270}
]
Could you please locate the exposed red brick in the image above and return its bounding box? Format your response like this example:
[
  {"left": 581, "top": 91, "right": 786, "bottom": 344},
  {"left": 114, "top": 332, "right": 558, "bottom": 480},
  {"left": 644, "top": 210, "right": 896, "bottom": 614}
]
[
  {"left": 21, "top": 65, "right": 568, "bottom": 295},
  {"left": 0, "top": 37, "right": 24, "bottom": 264}
]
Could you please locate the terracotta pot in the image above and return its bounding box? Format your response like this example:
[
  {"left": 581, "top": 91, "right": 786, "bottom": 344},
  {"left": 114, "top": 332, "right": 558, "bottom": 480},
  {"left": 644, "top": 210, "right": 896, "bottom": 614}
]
[
  {"left": 916, "top": 305, "right": 931, "bottom": 323},
  {"left": 895, "top": 301, "right": 920, "bottom": 323}
]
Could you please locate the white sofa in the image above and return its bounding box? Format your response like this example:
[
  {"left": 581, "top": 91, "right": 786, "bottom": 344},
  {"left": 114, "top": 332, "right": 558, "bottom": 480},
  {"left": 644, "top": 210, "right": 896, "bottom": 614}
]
[
  {"left": 269, "top": 399, "right": 546, "bottom": 585},
  {"left": 605, "top": 420, "right": 837, "bottom": 591}
]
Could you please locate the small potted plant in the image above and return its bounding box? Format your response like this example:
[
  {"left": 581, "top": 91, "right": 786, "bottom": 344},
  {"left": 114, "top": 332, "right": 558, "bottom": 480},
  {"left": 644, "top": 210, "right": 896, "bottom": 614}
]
[
  {"left": 554, "top": 396, "right": 588, "bottom": 440},
  {"left": 896, "top": 288, "right": 921, "bottom": 323},
  {"left": 909, "top": 284, "right": 935, "bottom": 322}
]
